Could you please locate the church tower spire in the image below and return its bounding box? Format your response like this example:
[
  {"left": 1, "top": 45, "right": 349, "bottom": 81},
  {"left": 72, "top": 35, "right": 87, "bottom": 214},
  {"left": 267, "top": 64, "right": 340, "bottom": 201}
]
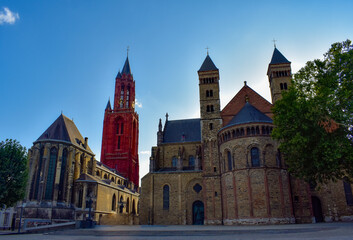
[
  {"left": 198, "top": 53, "right": 223, "bottom": 224},
  {"left": 267, "top": 47, "right": 292, "bottom": 103},
  {"left": 101, "top": 55, "right": 139, "bottom": 187}
]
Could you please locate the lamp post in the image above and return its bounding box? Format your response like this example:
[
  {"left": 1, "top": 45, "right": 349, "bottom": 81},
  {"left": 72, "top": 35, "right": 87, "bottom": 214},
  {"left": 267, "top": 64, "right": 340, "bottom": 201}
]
[{"left": 18, "top": 202, "right": 25, "bottom": 233}]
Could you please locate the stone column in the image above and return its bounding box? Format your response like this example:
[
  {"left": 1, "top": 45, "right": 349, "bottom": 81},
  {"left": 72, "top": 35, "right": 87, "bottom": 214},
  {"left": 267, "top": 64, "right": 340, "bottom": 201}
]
[
  {"left": 38, "top": 143, "right": 51, "bottom": 201},
  {"left": 74, "top": 152, "right": 81, "bottom": 180},
  {"left": 26, "top": 145, "right": 40, "bottom": 200},
  {"left": 82, "top": 184, "right": 87, "bottom": 210},
  {"left": 53, "top": 144, "right": 64, "bottom": 204}
]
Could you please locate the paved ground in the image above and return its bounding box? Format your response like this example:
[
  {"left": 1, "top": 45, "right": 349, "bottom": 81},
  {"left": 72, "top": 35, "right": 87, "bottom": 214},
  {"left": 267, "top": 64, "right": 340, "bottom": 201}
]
[{"left": 1, "top": 222, "right": 353, "bottom": 240}]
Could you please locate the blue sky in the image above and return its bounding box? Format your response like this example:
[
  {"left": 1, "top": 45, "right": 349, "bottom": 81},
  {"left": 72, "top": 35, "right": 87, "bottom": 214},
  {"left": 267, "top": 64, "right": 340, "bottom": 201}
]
[{"left": 1, "top": 0, "right": 353, "bottom": 182}]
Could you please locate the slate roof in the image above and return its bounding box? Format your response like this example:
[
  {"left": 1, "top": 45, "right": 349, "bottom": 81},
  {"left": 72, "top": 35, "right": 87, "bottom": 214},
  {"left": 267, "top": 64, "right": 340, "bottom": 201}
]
[
  {"left": 270, "top": 48, "right": 291, "bottom": 64},
  {"left": 224, "top": 102, "right": 273, "bottom": 128},
  {"left": 163, "top": 118, "right": 201, "bottom": 143},
  {"left": 121, "top": 57, "right": 131, "bottom": 75},
  {"left": 36, "top": 114, "right": 93, "bottom": 153},
  {"left": 198, "top": 55, "right": 218, "bottom": 72}
]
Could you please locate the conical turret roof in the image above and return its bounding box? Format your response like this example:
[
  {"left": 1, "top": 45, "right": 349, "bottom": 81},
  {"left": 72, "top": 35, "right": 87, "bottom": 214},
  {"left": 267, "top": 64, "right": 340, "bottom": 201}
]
[
  {"left": 270, "top": 48, "right": 291, "bottom": 64},
  {"left": 105, "top": 99, "right": 111, "bottom": 110},
  {"left": 198, "top": 55, "right": 218, "bottom": 72},
  {"left": 121, "top": 57, "right": 131, "bottom": 75},
  {"left": 224, "top": 102, "right": 273, "bottom": 128}
]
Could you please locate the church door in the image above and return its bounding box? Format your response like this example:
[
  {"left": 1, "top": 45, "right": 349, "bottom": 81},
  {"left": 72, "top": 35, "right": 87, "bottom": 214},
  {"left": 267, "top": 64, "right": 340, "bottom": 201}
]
[
  {"left": 192, "top": 201, "right": 204, "bottom": 225},
  {"left": 311, "top": 196, "right": 324, "bottom": 222}
]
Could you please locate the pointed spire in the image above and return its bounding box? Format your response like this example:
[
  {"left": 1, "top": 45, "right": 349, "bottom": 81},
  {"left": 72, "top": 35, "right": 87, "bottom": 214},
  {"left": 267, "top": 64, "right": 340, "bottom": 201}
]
[
  {"left": 198, "top": 55, "right": 218, "bottom": 72},
  {"left": 105, "top": 98, "right": 111, "bottom": 110},
  {"left": 116, "top": 71, "right": 122, "bottom": 78},
  {"left": 270, "top": 48, "right": 290, "bottom": 64},
  {"left": 158, "top": 118, "right": 162, "bottom": 132},
  {"left": 122, "top": 57, "right": 131, "bottom": 75}
]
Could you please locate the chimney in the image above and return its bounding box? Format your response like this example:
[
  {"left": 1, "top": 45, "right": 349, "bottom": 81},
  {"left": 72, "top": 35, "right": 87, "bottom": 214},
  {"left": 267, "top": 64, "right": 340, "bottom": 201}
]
[{"left": 84, "top": 137, "right": 88, "bottom": 149}]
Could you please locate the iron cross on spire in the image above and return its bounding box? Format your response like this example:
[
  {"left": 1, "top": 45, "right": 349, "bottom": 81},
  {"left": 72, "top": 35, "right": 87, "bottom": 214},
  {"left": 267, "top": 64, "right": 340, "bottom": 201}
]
[
  {"left": 272, "top": 39, "right": 277, "bottom": 48},
  {"left": 206, "top": 46, "right": 210, "bottom": 55}
]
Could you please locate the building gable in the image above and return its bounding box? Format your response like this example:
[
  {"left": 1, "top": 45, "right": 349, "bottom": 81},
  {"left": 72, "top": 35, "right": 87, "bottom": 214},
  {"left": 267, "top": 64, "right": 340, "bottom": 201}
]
[{"left": 221, "top": 84, "right": 273, "bottom": 126}]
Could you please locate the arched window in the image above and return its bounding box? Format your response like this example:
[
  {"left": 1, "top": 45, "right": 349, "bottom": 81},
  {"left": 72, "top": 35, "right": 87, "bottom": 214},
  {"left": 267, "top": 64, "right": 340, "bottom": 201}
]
[
  {"left": 163, "top": 185, "right": 170, "bottom": 210},
  {"left": 104, "top": 174, "right": 108, "bottom": 179},
  {"left": 251, "top": 127, "right": 255, "bottom": 135},
  {"left": 96, "top": 170, "right": 100, "bottom": 177},
  {"left": 210, "top": 105, "right": 214, "bottom": 112},
  {"left": 246, "top": 127, "right": 250, "bottom": 135},
  {"left": 227, "top": 151, "right": 232, "bottom": 171},
  {"left": 44, "top": 147, "right": 58, "bottom": 200},
  {"left": 280, "top": 83, "right": 283, "bottom": 90},
  {"left": 119, "top": 196, "right": 124, "bottom": 213},
  {"left": 189, "top": 156, "right": 195, "bottom": 167},
  {"left": 58, "top": 148, "right": 68, "bottom": 201},
  {"left": 206, "top": 90, "right": 209, "bottom": 97},
  {"left": 210, "top": 90, "right": 213, "bottom": 97},
  {"left": 209, "top": 123, "right": 213, "bottom": 130},
  {"left": 240, "top": 128, "right": 244, "bottom": 136},
  {"left": 120, "top": 85, "right": 124, "bottom": 108},
  {"left": 256, "top": 127, "right": 260, "bottom": 134},
  {"left": 126, "top": 86, "right": 130, "bottom": 108},
  {"left": 284, "top": 83, "right": 288, "bottom": 90},
  {"left": 116, "top": 123, "right": 119, "bottom": 134},
  {"left": 132, "top": 199, "right": 136, "bottom": 214},
  {"left": 111, "top": 177, "right": 115, "bottom": 182},
  {"left": 118, "top": 179, "right": 121, "bottom": 185},
  {"left": 112, "top": 194, "right": 116, "bottom": 211},
  {"left": 251, "top": 147, "right": 260, "bottom": 167},
  {"left": 126, "top": 198, "right": 130, "bottom": 213},
  {"left": 206, "top": 105, "right": 210, "bottom": 112},
  {"left": 172, "top": 157, "right": 177, "bottom": 168}
]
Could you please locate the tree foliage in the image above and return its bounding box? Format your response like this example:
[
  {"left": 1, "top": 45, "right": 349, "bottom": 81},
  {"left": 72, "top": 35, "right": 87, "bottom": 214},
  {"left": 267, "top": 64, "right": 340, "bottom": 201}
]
[
  {"left": 0, "top": 139, "right": 28, "bottom": 208},
  {"left": 272, "top": 40, "right": 353, "bottom": 184}
]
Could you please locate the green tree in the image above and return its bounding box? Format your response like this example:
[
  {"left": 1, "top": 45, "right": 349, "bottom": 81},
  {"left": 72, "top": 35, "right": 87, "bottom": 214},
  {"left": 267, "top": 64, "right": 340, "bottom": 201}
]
[
  {"left": 0, "top": 139, "right": 28, "bottom": 208},
  {"left": 272, "top": 40, "right": 353, "bottom": 184}
]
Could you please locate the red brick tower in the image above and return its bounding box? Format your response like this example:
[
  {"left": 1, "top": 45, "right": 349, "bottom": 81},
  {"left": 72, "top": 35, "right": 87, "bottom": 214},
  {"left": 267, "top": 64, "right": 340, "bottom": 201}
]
[{"left": 101, "top": 56, "right": 139, "bottom": 186}]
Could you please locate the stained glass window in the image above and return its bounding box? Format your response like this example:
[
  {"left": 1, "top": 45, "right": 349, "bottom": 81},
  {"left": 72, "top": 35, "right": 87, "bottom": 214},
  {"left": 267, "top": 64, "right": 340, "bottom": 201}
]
[{"left": 44, "top": 147, "right": 58, "bottom": 200}]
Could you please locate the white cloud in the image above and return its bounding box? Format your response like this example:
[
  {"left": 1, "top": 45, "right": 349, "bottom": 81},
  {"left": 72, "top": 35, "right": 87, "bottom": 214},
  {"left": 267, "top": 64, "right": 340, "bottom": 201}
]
[
  {"left": 139, "top": 150, "right": 151, "bottom": 155},
  {"left": 0, "top": 7, "right": 19, "bottom": 25},
  {"left": 135, "top": 99, "right": 143, "bottom": 108}
]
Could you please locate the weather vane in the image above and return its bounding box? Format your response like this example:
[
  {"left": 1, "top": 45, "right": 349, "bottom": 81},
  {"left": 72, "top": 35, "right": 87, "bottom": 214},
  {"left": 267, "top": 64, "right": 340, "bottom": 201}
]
[{"left": 272, "top": 39, "right": 277, "bottom": 48}]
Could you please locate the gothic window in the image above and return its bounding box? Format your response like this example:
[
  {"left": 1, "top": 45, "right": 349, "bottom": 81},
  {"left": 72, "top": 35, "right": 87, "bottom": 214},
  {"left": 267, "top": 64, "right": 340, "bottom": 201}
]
[
  {"left": 58, "top": 148, "right": 68, "bottom": 201},
  {"left": 206, "top": 90, "right": 209, "bottom": 97},
  {"left": 189, "top": 155, "right": 195, "bottom": 167},
  {"left": 211, "top": 105, "right": 214, "bottom": 112},
  {"left": 121, "top": 123, "right": 124, "bottom": 134},
  {"left": 111, "top": 177, "right": 115, "bottom": 182},
  {"left": 209, "top": 123, "right": 213, "bottom": 130},
  {"left": 251, "top": 127, "right": 255, "bottom": 135},
  {"left": 251, "top": 147, "right": 260, "bottom": 167},
  {"left": 240, "top": 128, "right": 244, "bottom": 136},
  {"left": 206, "top": 105, "right": 210, "bottom": 112},
  {"left": 256, "top": 126, "right": 260, "bottom": 134},
  {"left": 116, "top": 123, "right": 119, "bottom": 134},
  {"left": 120, "top": 85, "right": 124, "bottom": 108},
  {"left": 210, "top": 90, "right": 213, "bottom": 97},
  {"left": 343, "top": 179, "right": 353, "bottom": 206},
  {"left": 163, "top": 185, "right": 170, "bottom": 210},
  {"left": 172, "top": 157, "right": 177, "bottom": 168},
  {"left": 118, "top": 136, "right": 121, "bottom": 149},
  {"left": 126, "top": 198, "right": 130, "bottom": 213},
  {"left": 227, "top": 151, "right": 232, "bottom": 171},
  {"left": 44, "top": 147, "right": 58, "bottom": 200},
  {"left": 112, "top": 194, "right": 116, "bottom": 211},
  {"left": 236, "top": 129, "right": 240, "bottom": 137},
  {"left": 126, "top": 86, "right": 130, "bottom": 108},
  {"left": 132, "top": 199, "right": 136, "bottom": 214},
  {"left": 284, "top": 83, "right": 288, "bottom": 90},
  {"left": 280, "top": 83, "right": 283, "bottom": 90},
  {"left": 119, "top": 196, "right": 124, "bottom": 213},
  {"left": 104, "top": 174, "right": 108, "bottom": 179},
  {"left": 96, "top": 170, "right": 100, "bottom": 177}
]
